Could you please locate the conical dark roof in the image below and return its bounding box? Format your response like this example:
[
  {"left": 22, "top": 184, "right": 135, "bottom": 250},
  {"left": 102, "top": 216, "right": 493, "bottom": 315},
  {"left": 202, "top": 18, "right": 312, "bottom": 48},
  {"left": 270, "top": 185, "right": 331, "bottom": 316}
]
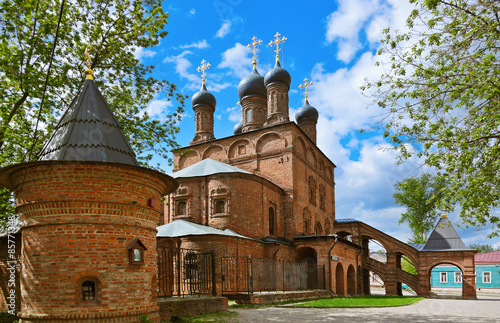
[
  {"left": 39, "top": 79, "right": 139, "bottom": 166},
  {"left": 423, "top": 215, "right": 469, "bottom": 251}
]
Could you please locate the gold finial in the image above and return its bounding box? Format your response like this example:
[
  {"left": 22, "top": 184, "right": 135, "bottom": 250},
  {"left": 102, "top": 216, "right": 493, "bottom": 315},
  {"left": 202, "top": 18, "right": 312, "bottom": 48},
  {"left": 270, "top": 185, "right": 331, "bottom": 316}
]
[
  {"left": 299, "top": 77, "right": 314, "bottom": 100},
  {"left": 84, "top": 45, "right": 93, "bottom": 80},
  {"left": 197, "top": 59, "right": 211, "bottom": 85},
  {"left": 247, "top": 36, "right": 262, "bottom": 69},
  {"left": 268, "top": 32, "right": 287, "bottom": 62},
  {"left": 441, "top": 211, "right": 447, "bottom": 218}
]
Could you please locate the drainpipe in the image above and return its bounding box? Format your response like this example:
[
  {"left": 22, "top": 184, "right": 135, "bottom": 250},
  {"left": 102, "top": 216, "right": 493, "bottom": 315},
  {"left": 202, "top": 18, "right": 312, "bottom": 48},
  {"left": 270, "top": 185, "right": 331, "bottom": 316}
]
[
  {"left": 272, "top": 242, "right": 280, "bottom": 260},
  {"left": 328, "top": 236, "right": 338, "bottom": 295},
  {"left": 273, "top": 243, "right": 280, "bottom": 291}
]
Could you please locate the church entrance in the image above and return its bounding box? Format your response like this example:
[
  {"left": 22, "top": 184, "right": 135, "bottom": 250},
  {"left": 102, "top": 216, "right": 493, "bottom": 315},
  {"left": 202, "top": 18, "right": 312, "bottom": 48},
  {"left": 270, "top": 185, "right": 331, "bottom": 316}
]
[{"left": 296, "top": 247, "right": 318, "bottom": 289}]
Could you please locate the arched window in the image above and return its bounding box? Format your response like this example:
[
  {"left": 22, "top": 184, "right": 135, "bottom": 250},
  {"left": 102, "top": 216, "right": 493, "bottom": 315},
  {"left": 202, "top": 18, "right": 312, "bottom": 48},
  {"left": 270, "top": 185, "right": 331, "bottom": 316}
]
[
  {"left": 304, "top": 219, "right": 310, "bottom": 235},
  {"left": 82, "top": 281, "right": 95, "bottom": 301},
  {"left": 215, "top": 200, "right": 225, "bottom": 214},
  {"left": 246, "top": 109, "right": 252, "bottom": 123},
  {"left": 177, "top": 201, "right": 187, "bottom": 215},
  {"left": 269, "top": 207, "right": 275, "bottom": 235},
  {"left": 325, "top": 218, "right": 331, "bottom": 234},
  {"left": 315, "top": 222, "right": 322, "bottom": 235},
  {"left": 319, "top": 184, "right": 326, "bottom": 210},
  {"left": 309, "top": 176, "right": 317, "bottom": 205}
]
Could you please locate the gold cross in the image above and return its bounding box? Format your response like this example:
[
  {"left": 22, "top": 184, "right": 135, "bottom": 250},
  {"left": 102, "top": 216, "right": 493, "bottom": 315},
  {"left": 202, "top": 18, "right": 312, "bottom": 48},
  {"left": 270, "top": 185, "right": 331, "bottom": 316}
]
[
  {"left": 268, "top": 32, "right": 287, "bottom": 62},
  {"left": 84, "top": 44, "right": 93, "bottom": 80},
  {"left": 197, "top": 59, "right": 211, "bottom": 85},
  {"left": 299, "top": 77, "right": 314, "bottom": 100},
  {"left": 247, "top": 36, "right": 262, "bottom": 68}
]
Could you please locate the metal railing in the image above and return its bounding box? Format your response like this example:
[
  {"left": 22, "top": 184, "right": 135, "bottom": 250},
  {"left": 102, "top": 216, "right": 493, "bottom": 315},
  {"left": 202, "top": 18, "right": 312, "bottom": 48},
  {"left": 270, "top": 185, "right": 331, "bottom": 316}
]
[
  {"left": 221, "top": 256, "right": 326, "bottom": 295},
  {"left": 157, "top": 247, "right": 215, "bottom": 298}
]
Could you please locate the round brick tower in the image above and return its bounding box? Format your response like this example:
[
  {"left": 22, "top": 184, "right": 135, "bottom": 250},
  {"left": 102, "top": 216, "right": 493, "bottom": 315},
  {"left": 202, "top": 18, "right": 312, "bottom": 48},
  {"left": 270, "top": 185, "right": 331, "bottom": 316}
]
[{"left": 0, "top": 72, "right": 177, "bottom": 322}]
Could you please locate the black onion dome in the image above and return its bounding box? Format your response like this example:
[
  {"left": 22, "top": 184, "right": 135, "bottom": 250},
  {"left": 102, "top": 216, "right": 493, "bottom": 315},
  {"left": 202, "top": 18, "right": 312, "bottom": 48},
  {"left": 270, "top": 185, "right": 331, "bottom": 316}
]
[
  {"left": 191, "top": 83, "right": 216, "bottom": 108},
  {"left": 233, "top": 119, "right": 243, "bottom": 135},
  {"left": 237, "top": 68, "right": 266, "bottom": 100},
  {"left": 295, "top": 99, "right": 319, "bottom": 124},
  {"left": 264, "top": 60, "right": 291, "bottom": 89}
]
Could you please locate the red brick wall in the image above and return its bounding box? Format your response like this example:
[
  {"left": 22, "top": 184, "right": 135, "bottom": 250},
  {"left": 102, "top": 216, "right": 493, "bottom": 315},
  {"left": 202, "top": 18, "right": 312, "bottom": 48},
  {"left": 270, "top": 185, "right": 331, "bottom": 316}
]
[
  {"left": 0, "top": 233, "right": 21, "bottom": 314},
  {"left": 164, "top": 174, "right": 285, "bottom": 239},
  {"left": 5, "top": 162, "right": 175, "bottom": 322},
  {"left": 171, "top": 122, "right": 336, "bottom": 242}
]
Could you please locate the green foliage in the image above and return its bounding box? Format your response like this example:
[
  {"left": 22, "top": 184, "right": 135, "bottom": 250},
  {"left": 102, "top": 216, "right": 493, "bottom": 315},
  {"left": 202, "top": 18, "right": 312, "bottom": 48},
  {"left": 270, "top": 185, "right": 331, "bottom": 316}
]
[
  {"left": 0, "top": 0, "right": 187, "bottom": 223},
  {"left": 468, "top": 243, "right": 500, "bottom": 253},
  {"left": 393, "top": 173, "right": 452, "bottom": 243},
  {"left": 401, "top": 256, "right": 417, "bottom": 275},
  {"left": 363, "top": 0, "right": 500, "bottom": 237}
]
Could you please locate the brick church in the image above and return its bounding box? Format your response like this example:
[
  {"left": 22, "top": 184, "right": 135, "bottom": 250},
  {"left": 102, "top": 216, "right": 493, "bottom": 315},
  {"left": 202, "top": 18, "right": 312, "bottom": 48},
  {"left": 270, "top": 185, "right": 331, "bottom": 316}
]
[
  {"left": 158, "top": 35, "right": 361, "bottom": 296},
  {"left": 0, "top": 35, "right": 477, "bottom": 322}
]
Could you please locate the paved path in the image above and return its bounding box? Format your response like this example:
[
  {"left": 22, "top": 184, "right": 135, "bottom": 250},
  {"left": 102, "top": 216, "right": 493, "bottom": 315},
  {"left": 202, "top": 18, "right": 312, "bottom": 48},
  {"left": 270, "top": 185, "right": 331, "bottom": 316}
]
[{"left": 231, "top": 297, "right": 500, "bottom": 322}]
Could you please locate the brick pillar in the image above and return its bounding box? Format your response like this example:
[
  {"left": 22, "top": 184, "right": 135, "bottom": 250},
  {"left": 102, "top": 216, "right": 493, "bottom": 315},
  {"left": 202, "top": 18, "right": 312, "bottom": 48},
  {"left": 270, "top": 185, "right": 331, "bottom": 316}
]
[
  {"left": 384, "top": 252, "right": 398, "bottom": 296},
  {"left": 191, "top": 104, "right": 215, "bottom": 145},
  {"left": 362, "top": 267, "right": 370, "bottom": 295},
  {"left": 462, "top": 273, "right": 477, "bottom": 300},
  {"left": 241, "top": 96, "right": 267, "bottom": 132},
  {"left": 265, "top": 83, "right": 289, "bottom": 126},
  {"left": 297, "top": 120, "right": 317, "bottom": 144},
  {"left": 3, "top": 161, "right": 176, "bottom": 323},
  {"left": 417, "top": 271, "right": 431, "bottom": 297}
]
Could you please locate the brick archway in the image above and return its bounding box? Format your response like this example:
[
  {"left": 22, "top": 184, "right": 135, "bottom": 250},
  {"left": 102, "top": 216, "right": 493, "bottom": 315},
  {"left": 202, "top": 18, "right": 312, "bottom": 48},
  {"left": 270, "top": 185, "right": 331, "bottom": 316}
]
[
  {"left": 335, "top": 263, "right": 345, "bottom": 295},
  {"left": 347, "top": 265, "right": 356, "bottom": 295}
]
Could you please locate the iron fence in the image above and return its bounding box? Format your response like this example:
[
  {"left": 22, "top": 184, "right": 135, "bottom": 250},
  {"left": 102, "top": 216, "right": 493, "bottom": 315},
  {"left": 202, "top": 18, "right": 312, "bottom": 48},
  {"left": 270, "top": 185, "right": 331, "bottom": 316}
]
[
  {"left": 157, "top": 247, "right": 215, "bottom": 298},
  {"left": 221, "top": 256, "right": 326, "bottom": 295}
]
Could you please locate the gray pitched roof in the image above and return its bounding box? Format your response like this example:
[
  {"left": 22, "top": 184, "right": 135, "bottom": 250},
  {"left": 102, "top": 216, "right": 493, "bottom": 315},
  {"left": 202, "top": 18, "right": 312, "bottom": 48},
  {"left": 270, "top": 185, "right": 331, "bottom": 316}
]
[
  {"left": 173, "top": 158, "right": 251, "bottom": 178},
  {"left": 39, "top": 79, "right": 138, "bottom": 166},
  {"left": 157, "top": 219, "right": 252, "bottom": 240},
  {"left": 423, "top": 216, "right": 469, "bottom": 251}
]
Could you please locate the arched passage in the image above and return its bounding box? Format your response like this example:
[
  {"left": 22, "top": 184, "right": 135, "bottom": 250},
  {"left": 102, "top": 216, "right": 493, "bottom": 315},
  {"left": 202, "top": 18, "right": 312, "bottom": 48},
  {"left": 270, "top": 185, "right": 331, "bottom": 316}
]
[
  {"left": 430, "top": 263, "right": 464, "bottom": 297},
  {"left": 296, "top": 247, "right": 318, "bottom": 290},
  {"left": 347, "top": 265, "right": 356, "bottom": 295},
  {"left": 336, "top": 262, "right": 344, "bottom": 296}
]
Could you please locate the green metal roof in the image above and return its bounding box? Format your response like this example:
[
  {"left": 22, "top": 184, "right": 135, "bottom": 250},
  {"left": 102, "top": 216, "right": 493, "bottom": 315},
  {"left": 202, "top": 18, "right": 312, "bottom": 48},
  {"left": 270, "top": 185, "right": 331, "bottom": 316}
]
[{"left": 173, "top": 158, "right": 251, "bottom": 178}]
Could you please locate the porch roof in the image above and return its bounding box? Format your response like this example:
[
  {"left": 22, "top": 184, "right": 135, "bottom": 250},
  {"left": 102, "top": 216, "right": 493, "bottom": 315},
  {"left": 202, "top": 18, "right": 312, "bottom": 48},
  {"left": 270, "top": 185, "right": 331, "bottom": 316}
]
[{"left": 157, "top": 219, "right": 253, "bottom": 240}]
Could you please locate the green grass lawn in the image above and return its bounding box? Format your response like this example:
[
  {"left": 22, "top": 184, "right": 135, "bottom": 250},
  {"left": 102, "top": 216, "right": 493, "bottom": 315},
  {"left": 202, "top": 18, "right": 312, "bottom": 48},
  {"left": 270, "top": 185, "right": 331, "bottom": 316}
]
[{"left": 289, "top": 295, "right": 423, "bottom": 307}]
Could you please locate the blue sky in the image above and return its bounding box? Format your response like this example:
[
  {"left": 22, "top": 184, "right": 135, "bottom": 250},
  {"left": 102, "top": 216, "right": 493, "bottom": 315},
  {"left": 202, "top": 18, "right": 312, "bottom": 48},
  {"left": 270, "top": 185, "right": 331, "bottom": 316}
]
[{"left": 135, "top": 0, "right": 500, "bottom": 250}]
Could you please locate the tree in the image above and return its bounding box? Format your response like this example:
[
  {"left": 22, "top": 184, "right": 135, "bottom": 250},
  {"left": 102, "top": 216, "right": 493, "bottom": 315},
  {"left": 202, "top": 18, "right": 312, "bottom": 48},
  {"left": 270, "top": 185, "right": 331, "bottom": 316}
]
[
  {"left": 468, "top": 243, "right": 500, "bottom": 253},
  {"left": 393, "top": 173, "right": 452, "bottom": 243},
  {"left": 401, "top": 256, "right": 417, "bottom": 275},
  {"left": 0, "top": 0, "right": 187, "bottom": 224},
  {"left": 362, "top": 0, "right": 500, "bottom": 236}
]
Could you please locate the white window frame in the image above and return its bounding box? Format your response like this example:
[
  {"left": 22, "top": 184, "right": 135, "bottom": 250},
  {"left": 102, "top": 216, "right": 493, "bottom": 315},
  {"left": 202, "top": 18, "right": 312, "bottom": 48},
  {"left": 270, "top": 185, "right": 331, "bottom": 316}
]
[
  {"left": 454, "top": 272, "right": 462, "bottom": 283},
  {"left": 483, "top": 271, "right": 492, "bottom": 284},
  {"left": 440, "top": 272, "right": 448, "bottom": 283}
]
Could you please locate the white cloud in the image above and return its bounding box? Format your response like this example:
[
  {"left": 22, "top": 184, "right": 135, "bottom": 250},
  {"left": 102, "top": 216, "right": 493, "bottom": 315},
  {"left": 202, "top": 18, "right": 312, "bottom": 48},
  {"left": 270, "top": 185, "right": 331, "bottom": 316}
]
[
  {"left": 163, "top": 51, "right": 230, "bottom": 92},
  {"left": 218, "top": 43, "right": 252, "bottom": 78},
  {"left": 133, "top": 47, "right": 156, "bottom": 62},
  {"left": 189, "top": 8, "right": 195, "bottom": 16},
  {"left": 143, "top": 98, "right": 173, "bottom": 121},
  {"left": 216, "top": 20, "right": 231, "bottom": 38},
  {"left": 179, "top": 40, "right": 209, "bottom": 49},
  {"left": 163, "top": 50, "right": 197, "bottom": 82},
  {"left": 325, "top": 0, "right": 415, "bottom": 63},
  {"left": 226, "top": 105, "right": 241, "bottom": 123}
]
